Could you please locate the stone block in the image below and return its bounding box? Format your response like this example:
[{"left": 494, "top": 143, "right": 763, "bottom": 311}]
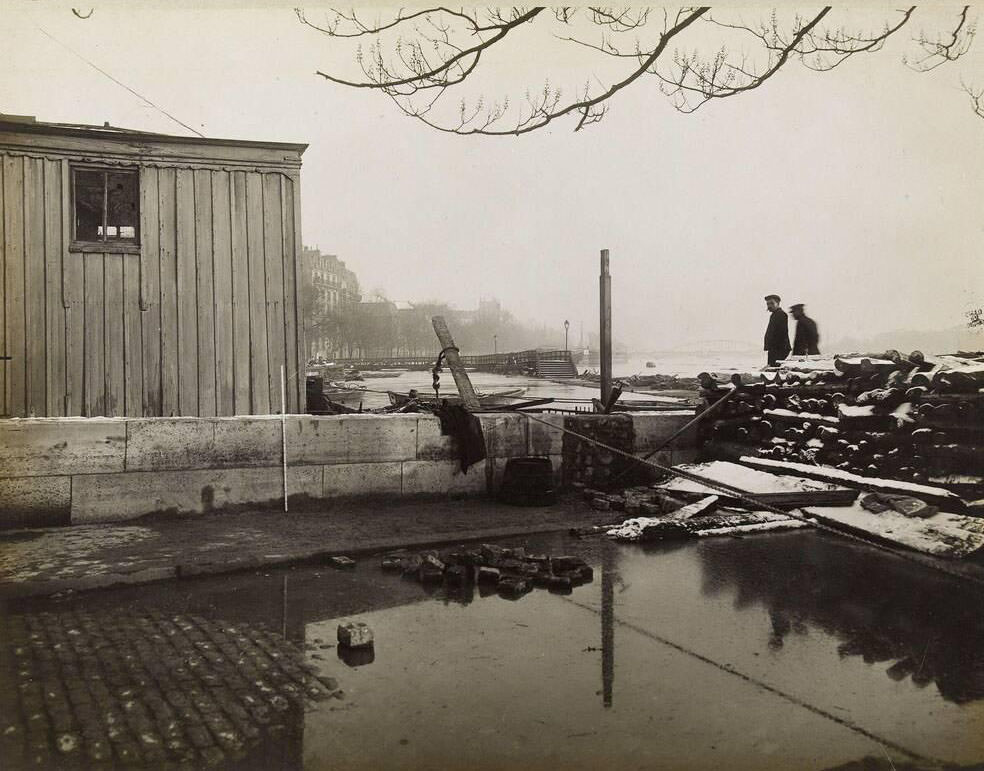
[
  {"left": 632, "top": 412, "right": 698, "bottom": 453},
  {"left": 71, "top": 465, "right": 323, "bottom": 523},
  {"left": 476, "top": 566, "right": 500, "bottom": 584},
  {"left": 125, "top": 418, "right": 281, "bottom": 471},
  {"left": 527, "top": 413, "right": 565, "bottom": 457},
  {"left": 401, "top": 460, "right": 488, "bottom": 497},
  {"left": 337, "top": 622, "right": 373, "bottom": 648},
  {"left": 414, "top": 416, "right": 456, "bottom": 461},
  {"left": 289, "top": 415, "right": 418, "bottom": 464},
  {"left": 497, "top": 576, "right": 532, "bottom": 597},
  {"left": 479, "top": 414, "right": 527, "bottom": 459},
  {"left": 322, "top": 462, "right": 402, "bottom": 498},
  {"left": 0, "top": 476, "right": 71, "bottom": 527},
  {"left": 0, "top": 419, "right": 125, "bottom": 477}
]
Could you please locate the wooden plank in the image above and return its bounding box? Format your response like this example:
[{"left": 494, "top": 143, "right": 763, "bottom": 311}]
[
  {"left": 245, "top": 171, "right": 269, "bottom": 414},
  {"left": 287, "top": 174, "right": 304, "bottom": 413},
  {"left": 279, "top": 176, "right": 296, "bottom": 412},
  {"left": 102, "top": 253, "right": 125, "bottom": 416},
  {"left": 122, "top": 249, "right": 142, "bottom": 416},
  {"left": 3, "top": 155, "right": 26, "bottom": 417},
  {"left": 140, "top": 166, "right": 161, "bottom": 416},
  {"left": 430, "top": 315, "right": 479, "bottom": 409},
  {"left": 24, "top": 157, "right": 46, "bottom": 416},
  {"left": 230, "top": 171, "right": 251, "bottom": 414},
  {"left": 83, "top": 254, "right": 105, "bottom": 416},
  {"left": 61, "top": 160, "right": 84, "bottom": 416},
  {"left": 43, "top": 159, "right": 65, "bottom": 416},
  {"left": 805, "top": 503, "right": 984, "bottom": 560},
  {"left": 0, "top": 128, "right": 305, "bottom": 169},
  {"left": 175, "top": 168, "right": 199, "bottom": 416},
  {"left": 263, "top": 173, "right": 285, "bottom": 412},
  {"left": 158, "top": 167, "right": 178, "bottom": 416},
  {"left": 194, "top": 168, "right": 216, "bottom": 416},
  {"left": 739, "top": 456, "right": 964, "bottom": 509},
  {"left": 211, "top": 170, "right": 234, "bottom": 416},
  {"left": 0, "top": 156, "right": 6, "bottom": 415}
]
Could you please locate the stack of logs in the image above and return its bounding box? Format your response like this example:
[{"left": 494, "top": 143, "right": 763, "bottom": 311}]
[{"left": 698, "top": 351, "right": 984, "bottom": 485}]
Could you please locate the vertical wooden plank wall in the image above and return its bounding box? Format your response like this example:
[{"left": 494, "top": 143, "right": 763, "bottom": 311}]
[
  {"left": 211, "top": 171, "right": 234, "bottom": 415},
  {"left": 140, "top": 168, "right": 162, "bottom": 416},
  {"left": 3, "top": 155, "right": 25, "bottom": 416},
  {"left": 0, "top": 156, "right": 6, "bottom": 415},
  {"left": 229, "top": 171, "right": 251, "bottom": 414},
  {"left": 194, "top": 169, "right": 216, "bottom": 417},
  {"left": 0, "top": 154, "right": 301, "bottom": 417},
  {"left": 62, "top": 159, "right": 84, "bottom": 417},
  {"left": 245, "top": 172, "right": 270, "bottom": 415},
  {"left": 43, "top": 160, "right": 65, "bottom": 417}
]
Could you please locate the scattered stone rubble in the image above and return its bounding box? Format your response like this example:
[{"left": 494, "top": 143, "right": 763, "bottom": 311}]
[
  {"left": 0, "top": 609, "right": 340, "bottom": 769},
  {"left": 379, "top": 544, "right": 594, "bottom": 597}
]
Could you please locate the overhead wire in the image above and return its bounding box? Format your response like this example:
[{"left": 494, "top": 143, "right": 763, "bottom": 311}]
[{"left": 36, "top": 26, "right": 206, "bottom": 138}]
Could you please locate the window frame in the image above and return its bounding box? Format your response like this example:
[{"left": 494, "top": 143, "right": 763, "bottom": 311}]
[{"left": 69, "top": 164, "right": 141, "bottom": 254}]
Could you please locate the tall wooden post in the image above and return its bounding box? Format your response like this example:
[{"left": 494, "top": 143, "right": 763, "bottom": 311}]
[
  {"left": 600, "top": 249, "right": 612, "bottom": 400},
  {"left": 431, "top": 315, "right": 481, "bottom": 410}
]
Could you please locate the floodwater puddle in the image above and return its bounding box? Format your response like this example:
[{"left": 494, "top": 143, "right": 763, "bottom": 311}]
[{"left": 2, "top": 530, "right": 983, "bottom": 769}]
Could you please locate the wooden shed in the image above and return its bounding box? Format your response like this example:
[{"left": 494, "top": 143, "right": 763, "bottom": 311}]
[{"left": 0, "top": 118, "right": 307, "bottom": 417}]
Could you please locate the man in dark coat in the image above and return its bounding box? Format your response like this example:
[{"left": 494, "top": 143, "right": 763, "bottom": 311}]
[
  {"left": 791, "top": 303, "right": 820, "bottom": 355},
  {"left": 763, "top": 294, "right": 791, "bottom": 367}
]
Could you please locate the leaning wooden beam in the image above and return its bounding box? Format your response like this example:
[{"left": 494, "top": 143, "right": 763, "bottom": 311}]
[
  {"left": 739, "top": 456, "right": 963, "bottom": 509},
  {"left": 431, "top": 315, "right": 480, "bottom": 410}
]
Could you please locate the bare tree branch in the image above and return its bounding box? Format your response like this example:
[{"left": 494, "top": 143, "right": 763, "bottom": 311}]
[{"left": 303, "top": 6, "right": 978, "bottom": 134}]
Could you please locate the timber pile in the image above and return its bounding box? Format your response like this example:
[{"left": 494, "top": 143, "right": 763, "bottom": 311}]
[{"left": 698, "top": 350, "right": 984, "bottom": 494}]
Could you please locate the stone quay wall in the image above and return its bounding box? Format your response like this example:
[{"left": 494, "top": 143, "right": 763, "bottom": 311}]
[{"left": 0, "top": 412, "right": 697, "bottom": 528}]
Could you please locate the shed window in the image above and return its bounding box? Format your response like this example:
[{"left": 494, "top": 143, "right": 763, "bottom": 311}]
[{"left": 71, "top": 167, "right": 139, "bottom": 252}]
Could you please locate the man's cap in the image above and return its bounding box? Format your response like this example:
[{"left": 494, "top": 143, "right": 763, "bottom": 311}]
[
  {"left": 764, "top": 294, "right": 781, "bottom": 303},
  {"left": 790, "top": 303, "right": 805, "bottom": 311}
]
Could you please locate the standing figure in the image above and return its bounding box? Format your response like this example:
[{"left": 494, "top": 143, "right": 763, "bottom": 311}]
[
  {"left": 790, "top": 303, "right": 820, "bottom": 356},
  {"left": 763, "top": 294, "right": 791, "bottom": 367}
]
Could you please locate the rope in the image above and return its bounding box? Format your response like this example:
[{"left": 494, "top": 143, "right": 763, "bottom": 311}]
[{"left": 522, "top": 412, "right": 984, "bottom": 588}]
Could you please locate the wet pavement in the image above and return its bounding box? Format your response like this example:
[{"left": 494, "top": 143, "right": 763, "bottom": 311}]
[{"left": 3, "top": 528, "right": 984, "bottom": 769}]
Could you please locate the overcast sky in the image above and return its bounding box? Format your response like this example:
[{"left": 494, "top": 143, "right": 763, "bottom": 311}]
[{"left": 2, "top": 2, "right": 983, "bottom": 351}]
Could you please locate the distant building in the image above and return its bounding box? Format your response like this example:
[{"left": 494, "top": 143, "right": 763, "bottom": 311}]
[
  {"left": 302, "top": 247, "right": 360, "bottom": 357},
  {"left": 0, "top": 116, "right": 307, "bottom": 417}
]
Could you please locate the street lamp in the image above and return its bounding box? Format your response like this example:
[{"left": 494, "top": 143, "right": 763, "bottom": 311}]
[
  {"left": 564, "top": 320, "right": 570, "bottom": 351},
  {"left": 493, "top": 334, "right": 497, "bottom": 354}
]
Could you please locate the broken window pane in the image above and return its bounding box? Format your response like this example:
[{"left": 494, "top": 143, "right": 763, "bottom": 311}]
[
  {"left": 106, "top": 171, "right": 138, "bottom": 241},
  {"left": 73, "top": 167, "right": 139, "bottom": 246},
  {"left": 74, "top": 169, "right": 103, "bottom": 242}
]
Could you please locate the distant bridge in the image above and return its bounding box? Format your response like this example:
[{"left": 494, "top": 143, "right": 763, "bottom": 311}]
[{"left": 317, "top": 349, "right": 578, "bottom": 378}]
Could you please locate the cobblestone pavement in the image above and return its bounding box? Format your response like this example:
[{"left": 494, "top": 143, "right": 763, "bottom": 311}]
[
  {"left": 0, "top": 498, "right": 612, "bottom": 598},
  {"left": 0, "top": 527, "right": 160, "bottom": 584},
  {"left": 0, "top": 607, "right": 339, "bottom": 769}
]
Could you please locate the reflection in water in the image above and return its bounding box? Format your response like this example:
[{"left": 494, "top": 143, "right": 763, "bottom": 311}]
[
  {"left": 601, "top": 547, "right": 615, "bottom": 709},
  {"left": 696, "top": 532, "right": 984, "bottom": 703}
]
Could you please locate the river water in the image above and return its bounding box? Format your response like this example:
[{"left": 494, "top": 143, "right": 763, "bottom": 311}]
[{"left": 326, "top": 350, "right": 766, "bottom": 411}]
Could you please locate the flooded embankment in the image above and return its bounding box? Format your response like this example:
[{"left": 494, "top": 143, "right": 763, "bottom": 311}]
[{"left": 4, "top": 529, "right": 983, "bottom": 770}]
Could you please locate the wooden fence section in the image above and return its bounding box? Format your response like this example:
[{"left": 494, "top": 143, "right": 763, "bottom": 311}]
[{"left": 0, "top": 152, "right": 304, "bottom": 418}]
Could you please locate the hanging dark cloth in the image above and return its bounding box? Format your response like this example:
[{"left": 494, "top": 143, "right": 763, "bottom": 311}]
[{"left": 434, "top": 402, "right": 487, "bottom": 473}]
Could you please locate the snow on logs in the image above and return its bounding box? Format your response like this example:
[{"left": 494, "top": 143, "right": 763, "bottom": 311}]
[{"left": 698, "top": 351, "right": 984, "bottom": 485}]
